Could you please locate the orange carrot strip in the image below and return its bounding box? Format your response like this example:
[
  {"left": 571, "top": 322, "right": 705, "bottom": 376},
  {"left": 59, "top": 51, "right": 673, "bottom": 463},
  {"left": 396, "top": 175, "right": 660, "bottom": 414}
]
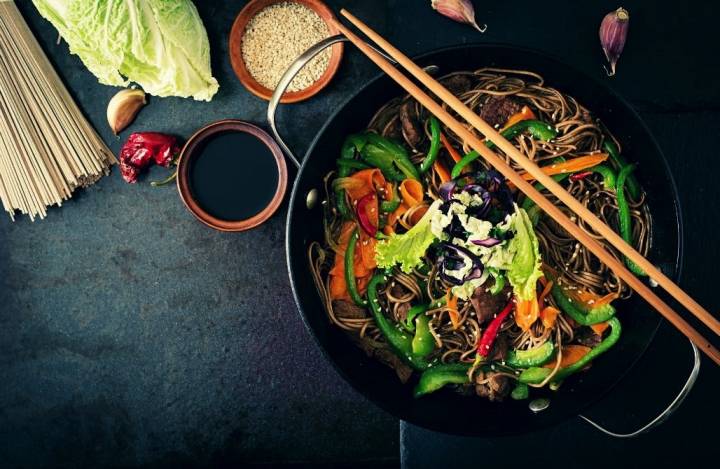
[
  {"left": 446, "top": 291, "right": 460, "bottom": 329},
  {"left": 544, "top": 344, "right": 591, "bottom": 369},
  {"left": 440, "top": 133, "right": 462, "bottom": 163},
  {"left": 433, "top": 160, "right": 451, "bottom": 183},
  {"left": 539, "top": 306, "right": 560, "bottom": 329},
  {"left": 590, "top": 321, "right": 610, "bottom": 335},
  {"left": 343, "top": 168, "right": 385, "bottom": 201},
  {"left": 515, "top": 298, "right": 539, "bottom": 331},
  {"left": 517, "top": 154, "right": 609, "bottom": 182},
  {"left": 399, "top": 179, "right": 424, "bottom": 206},
  {"left": 537, "top": 280, "right": 553, "bottom": 307},
  {"left": 407, "top": 205, "right": 428, "bottom": 227},
  {"left": 501, "top": 105, "right": 536, "bottom": 131},
  {"left": 329, "top": 222, "right": 374, "bottom": 299}
]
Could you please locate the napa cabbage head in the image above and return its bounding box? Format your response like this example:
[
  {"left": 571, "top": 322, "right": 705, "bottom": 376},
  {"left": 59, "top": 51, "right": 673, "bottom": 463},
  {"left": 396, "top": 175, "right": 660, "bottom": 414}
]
[{"left": 32, "top": 0, "right": 219, "bottom": 101}]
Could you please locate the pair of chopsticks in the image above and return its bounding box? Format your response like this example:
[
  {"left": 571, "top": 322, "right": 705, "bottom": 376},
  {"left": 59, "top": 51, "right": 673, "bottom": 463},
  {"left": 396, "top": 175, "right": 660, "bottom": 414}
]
[{"left": 331, "top": 10, "right": 720, "bottom": 365}]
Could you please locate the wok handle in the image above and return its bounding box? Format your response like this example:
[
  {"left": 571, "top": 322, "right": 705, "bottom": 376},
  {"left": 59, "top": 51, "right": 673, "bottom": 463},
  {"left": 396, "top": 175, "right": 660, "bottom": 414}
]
[
  {"left": 578, "top": 338, "right": 700, "bottom": 438},
  {"left": 267, "top": 35, "right": 397, "bottom": 169}
]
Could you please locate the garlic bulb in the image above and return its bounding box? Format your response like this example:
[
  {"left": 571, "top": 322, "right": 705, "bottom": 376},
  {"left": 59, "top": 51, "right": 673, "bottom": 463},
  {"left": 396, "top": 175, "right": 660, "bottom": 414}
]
[
  {"left": 599, "top": 7, "right": 630, "bottom": 76},
  {"left": 431, "top": 0, "right": 487, "bottom": 33}
]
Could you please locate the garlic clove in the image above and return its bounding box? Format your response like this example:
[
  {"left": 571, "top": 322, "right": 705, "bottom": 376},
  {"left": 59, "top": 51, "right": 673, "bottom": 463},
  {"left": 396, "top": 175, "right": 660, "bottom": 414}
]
[
  {"left": 599, "top": 7, "right": 630, "bottom": 77},
  {"left": 107, "top": 88, "right": 147, "bottom": 135},
  {"left": 431, "top": 0, "right": 487, "bottom": 33}
]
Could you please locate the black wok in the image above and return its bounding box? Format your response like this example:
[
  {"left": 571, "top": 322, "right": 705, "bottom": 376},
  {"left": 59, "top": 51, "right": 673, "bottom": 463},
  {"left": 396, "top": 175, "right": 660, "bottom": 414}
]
[{"left": 284, "top": 44, "right": 682, "bottom": 436}]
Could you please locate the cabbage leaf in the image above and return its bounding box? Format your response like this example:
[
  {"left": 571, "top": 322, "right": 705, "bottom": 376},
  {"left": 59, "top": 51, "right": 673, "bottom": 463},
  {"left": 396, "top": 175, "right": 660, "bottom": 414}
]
[
  {"left": 32, "top": 0, "right": 219, "bottom": 101},
  {"left": 505, "top": 207, "right": 543, "bottom": 301},
  {"left": 375, "top": 200, "right": 442, "bottom": 273}
]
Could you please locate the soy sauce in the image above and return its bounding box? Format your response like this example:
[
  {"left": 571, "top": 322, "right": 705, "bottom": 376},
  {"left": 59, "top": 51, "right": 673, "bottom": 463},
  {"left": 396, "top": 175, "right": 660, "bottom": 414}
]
[{"left": 189, "top": 131, "right": 278, "bottom": 221}]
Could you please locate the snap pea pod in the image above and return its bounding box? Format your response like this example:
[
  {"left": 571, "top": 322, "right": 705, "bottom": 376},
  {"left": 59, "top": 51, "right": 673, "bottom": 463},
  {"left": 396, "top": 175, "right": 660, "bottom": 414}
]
[
  {"left": 451, "top": 120, "right": 559, "bottom": 178},
  {"left": 550, "top": 282, "right": 616, "bottom": 325},
  {"left": 367, "top": 273, "right": 430, "bottom": 370},
  {"left": 519, "top": 317, "right": 622, "bottom": 384},
  {"left": 617, "top": 164, "right": 647, "bottom": 276},
  {"left": 419, "top": 116, "right": 441, "bottom": 173},
  {"left": 603, "top": 139, "right": 640, "bottom": 199},
  {"left": 344, "top": 229, "right": 366, "bottom": 306}
]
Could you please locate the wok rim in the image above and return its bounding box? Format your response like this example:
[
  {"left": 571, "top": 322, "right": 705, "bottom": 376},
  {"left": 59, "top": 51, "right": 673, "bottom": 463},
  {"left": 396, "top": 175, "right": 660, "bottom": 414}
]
[{"left": 285, "top": 42, "right": 684, "bottom": 435}]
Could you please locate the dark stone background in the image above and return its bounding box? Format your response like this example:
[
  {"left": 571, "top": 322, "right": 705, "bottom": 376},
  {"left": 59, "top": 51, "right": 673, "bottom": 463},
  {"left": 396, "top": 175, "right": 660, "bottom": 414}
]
[{"left": 1, "top": 0, "right": 718, "bottom": 467}]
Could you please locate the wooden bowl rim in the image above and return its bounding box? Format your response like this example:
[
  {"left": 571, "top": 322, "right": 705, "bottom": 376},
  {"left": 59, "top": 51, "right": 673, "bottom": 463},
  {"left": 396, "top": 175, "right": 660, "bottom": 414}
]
[
  {"left": 228, "top": 0, "right": 344, "bottom": 103},
  {"left": 176, "top": 119, "right": 288, "bottom": 232}
]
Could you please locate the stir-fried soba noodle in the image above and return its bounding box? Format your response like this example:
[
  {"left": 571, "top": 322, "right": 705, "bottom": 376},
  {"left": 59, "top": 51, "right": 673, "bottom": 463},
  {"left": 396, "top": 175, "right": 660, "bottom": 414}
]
[{"left": 309, "top": 68, "right": 651, "bottom": 401}]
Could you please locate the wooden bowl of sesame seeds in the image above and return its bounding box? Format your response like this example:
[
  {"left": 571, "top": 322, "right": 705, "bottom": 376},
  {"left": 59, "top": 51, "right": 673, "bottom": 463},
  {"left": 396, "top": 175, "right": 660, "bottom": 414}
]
[{"left": 229, "top": 0, "right": 344, "bottom": 103}]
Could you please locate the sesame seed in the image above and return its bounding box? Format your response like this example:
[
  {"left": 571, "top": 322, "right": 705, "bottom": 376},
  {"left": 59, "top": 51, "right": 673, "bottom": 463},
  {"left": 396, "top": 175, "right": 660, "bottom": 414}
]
[{"left": 241, "top": 2, "right": 331, "bottom": 92}]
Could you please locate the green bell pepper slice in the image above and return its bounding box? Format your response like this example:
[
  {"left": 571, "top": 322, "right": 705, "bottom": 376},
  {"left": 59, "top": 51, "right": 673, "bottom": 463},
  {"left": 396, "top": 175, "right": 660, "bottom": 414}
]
[
  {"left": 413, "top": 363, "right": 471, "bottom": 398},
  {"left": 617, "top": 164, "right": 647, "bottom": 276},
  {"left": 511, "top": 382, "right": 529, "bottom": 400},
  {"left": 451, "top": 120, "right": 558, "bottom": 178},
  {"left": 367, "top": 273, "right": 430, "bottom": 370},
  {"left": 519, "top": 317, "right": 622, "bottom": 385},
  {"left": 380, "top": 183, "right": 401, "bottom": 213},
  {"left": 550, "top": 282, "right": 616, "bottom": 326},
  {"left": 603, "top": 139, "right": 640, "bottom": 199},
  {"left": 344, "top": 229, "right": 367, "bottom": 307},
  {"left": 506, "top": 341, "right": 556, "bottom": 368},
  {"left": 419, "top": 116, "right": 441, "bottom": 173},
  {"left": 363, "top": 133, "right": 420, "bottom": 181},
  {"left": 412, "top": 314, "right": 435, "bottom": 357}
]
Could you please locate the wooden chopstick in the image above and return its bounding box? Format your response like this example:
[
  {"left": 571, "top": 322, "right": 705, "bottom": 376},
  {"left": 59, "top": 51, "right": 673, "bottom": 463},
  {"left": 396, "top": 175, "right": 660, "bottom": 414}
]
[{"left": 331, "top": 12, "right": 720, "bottom": 365}]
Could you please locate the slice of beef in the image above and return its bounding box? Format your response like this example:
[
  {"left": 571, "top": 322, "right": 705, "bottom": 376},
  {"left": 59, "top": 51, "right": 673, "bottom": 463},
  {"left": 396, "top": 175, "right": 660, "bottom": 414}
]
[
  {"left": 332, "top": 300, "right": 367, "bottom": 320},
  {"left": 442, "top": 74, "right": 473, "bottom": 96},
  {"left": 470, "top": 282, "right": 513, "bottom": 324},
  {"left": 475, "top": 371, "right": 511, "bottom": 402},
  {"left": 350, "top": 334, "right": 413, "bottom": 383},
  {"left": 399, "top": 101, "right": 422, "bottom": 148},
  {"left": 575, "top": 328, "right": 603, "bottom": 347},
  {"left": 479, "top": 96, "right": 522, "bottom": 128},
  {"left": 395, "top": 302, "right": 411, "bottom": 323},
  {"left": 490, "top": 334, "right": 509, "bottom": 362}
]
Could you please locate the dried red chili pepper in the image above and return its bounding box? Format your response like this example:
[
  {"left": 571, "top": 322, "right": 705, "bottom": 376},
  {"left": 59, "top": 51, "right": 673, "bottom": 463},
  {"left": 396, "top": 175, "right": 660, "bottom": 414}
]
[{"left": 118, "top": 132, "right": 180, "bottom": 183}]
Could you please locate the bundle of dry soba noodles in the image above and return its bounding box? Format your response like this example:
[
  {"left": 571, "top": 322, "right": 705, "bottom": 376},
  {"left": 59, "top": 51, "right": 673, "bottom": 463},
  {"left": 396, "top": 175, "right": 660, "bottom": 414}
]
[{"left": 0, "top": 1, "right": 115, "bottom": 221}]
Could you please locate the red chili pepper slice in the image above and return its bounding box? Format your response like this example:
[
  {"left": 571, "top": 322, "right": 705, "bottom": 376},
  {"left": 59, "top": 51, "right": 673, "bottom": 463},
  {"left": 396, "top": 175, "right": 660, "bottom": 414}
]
[
  {"left": 477, "top": 300, "right": 514, "bottom": 357},
  {"left": 569, "top": 171, "right": 593, "bottom": 182},
  {"left": 356, "top": 193, "right": 377, "bottom": 237}
]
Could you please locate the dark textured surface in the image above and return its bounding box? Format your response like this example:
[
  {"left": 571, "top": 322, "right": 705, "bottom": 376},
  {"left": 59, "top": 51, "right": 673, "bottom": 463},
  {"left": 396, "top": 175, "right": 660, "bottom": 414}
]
[{"left": 1, "top": 0, "right": 719, "bottom": 467}]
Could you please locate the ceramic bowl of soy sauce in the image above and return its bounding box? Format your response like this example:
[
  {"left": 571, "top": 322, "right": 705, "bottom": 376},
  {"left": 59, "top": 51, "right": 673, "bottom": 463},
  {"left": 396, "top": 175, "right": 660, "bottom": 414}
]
[{"left": 177, "top": 120, "right": 288, "bottom": 231}]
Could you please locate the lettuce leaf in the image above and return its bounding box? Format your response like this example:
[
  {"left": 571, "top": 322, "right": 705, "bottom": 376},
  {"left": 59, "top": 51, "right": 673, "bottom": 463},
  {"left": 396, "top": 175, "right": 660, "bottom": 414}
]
[
  {"left": 506, "top": 207, "right": 543, "bottom": 301},
  {"left": 32, "top": 0, "right": 219, "bottom": 101},
  {"left": 375, "top": 200, "right": 442, "bottom": 273}
]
